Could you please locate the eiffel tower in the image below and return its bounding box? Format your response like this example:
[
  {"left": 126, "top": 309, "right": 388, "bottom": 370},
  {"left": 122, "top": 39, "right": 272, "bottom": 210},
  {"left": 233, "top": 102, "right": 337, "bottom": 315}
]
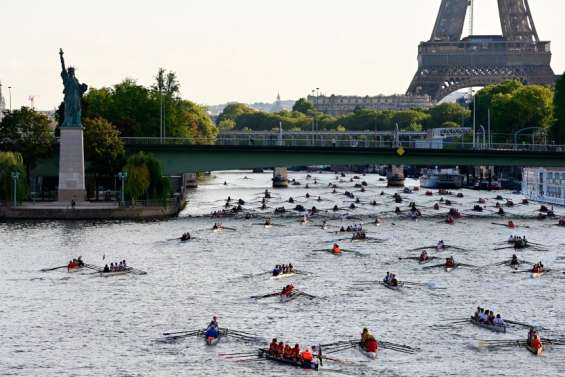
[{"left": 407, "top": 0, "right": 556, "bottom": 101}]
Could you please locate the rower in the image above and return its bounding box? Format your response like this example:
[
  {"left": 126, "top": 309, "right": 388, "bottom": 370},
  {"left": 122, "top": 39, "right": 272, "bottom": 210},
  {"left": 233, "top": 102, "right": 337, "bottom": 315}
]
[
  {"left": 383, "top": 272, "right": 391, "bottom": 284},
  {"left": 208, "top": 316, "right": 219, "bottom": 329},
  {"left": 478, "top": 308, "right": 488, "bottom": 323},
  {"left": 389, "top": 274, "right": 399, "bottom": 287},
  {"left": 508, "top": 220, "right": 515, "bottom": 228},
  {"left": 445, "top": 256, "right": 455, "bottom": 268},
  {"left": 493, "top": 314, "right": 505, "bottom": 327},
  {"left": 283, "top": 344, "right": 291, "bottom": 359},
  {"left": 420, "top": 250, "right": 428, "bottom": 261},
  {"left": 473, "top": 307, "right": 481, "bottom": 320},
  {"left": 331, "top": 243, "right": 341, "bottom": 254},
  {"left": 103, "top": 264, "right": 110, "bottom": 273},
  {"left": 361, "top": 328, "right": 378, "bottom": 352},
  {"left": 511, "top": 254, "right": 519, "bottom": 265},
  {"left": 300, "top": 348, "right": 313, "bottom": 363},
  {"left": 528, "top": 329, "right": 543, "bottom": 351},
  {"left": 277, "top": 341, "right": 285, "bottom": 357},
  {"left": 436, "top": 240, "right": 445, "bottom": 250},
  {"left": 77, "top": 256, "right": 84, "bottom": 267},
  {"left": 205, "top": 324, "right": 219, "bottom": 339},
  {"left": 291, "top": 344, "right": 300, "bottom": 360},
  {"left": 288, "top": 263, "right": 294, "bottom": 272},
  {"left": 265, "top": 218, "right": 272, "bottom": 226},
  {"left": 273, "top": 265, "right": 281, "bottom": 276},
  {"left": 487, "top": 311, "right": 495, "bottom": 325},
  {"left": 180, "top": 232, "right": 191, "bottom": 241},
  {"left": 269, "top": 338, "right": 278, "bottom": 354}
]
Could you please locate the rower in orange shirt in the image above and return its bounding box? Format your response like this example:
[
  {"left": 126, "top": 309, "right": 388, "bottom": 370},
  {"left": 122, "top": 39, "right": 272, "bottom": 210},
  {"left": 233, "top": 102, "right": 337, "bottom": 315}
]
[
  {"left": 301, "top": 348, "right": 313, "bottom": 363},
  {"left": 332, "top": 243, "right": 341, "bottom": 254},
  {"left": 291, "top": 344, "right": 300, "bottom": 360}
]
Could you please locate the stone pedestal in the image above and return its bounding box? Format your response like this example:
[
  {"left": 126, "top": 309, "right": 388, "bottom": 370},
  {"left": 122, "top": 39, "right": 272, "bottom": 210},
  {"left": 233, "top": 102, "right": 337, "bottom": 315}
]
[
  {"left": 58, "top": 127, "right": 86, "bottom": 202},
  {"left": 272, "top": 167, "right": 289, "bottom": 188},
  {"left": 387, "top": 165, "right": 405, "bottom": 187},
  {"left": 184, "top": 173, "right": 198, "bottom": 189}
]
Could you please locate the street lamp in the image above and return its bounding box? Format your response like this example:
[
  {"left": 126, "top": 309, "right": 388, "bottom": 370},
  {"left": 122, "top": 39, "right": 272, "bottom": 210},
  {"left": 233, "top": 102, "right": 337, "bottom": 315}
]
[
  {"left": 513, "top": 127, "right": 546, "bottom": 149},
  {"left": 118, "top": 171, "right": 128, "bottom": 205},
  {"left": 479, "top": 125, "right": 486, "bottom": 150},
  {"left": 11, "top": 171, "right": 20, "bottom": 207},
  {"left": 8, "top": 86, "right": 12, "bottom": 111},
  {"left": 472, "top": 89, "right": 477, "bottom": 149}
]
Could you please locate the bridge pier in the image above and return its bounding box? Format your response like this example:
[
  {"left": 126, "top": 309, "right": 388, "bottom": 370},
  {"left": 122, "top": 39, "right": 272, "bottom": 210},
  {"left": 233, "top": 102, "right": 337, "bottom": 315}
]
[
  {"left": 272, "top": 167, "right": 288, "bottom": 188},
  {"left": 184, "top": 173, "right": 198, "bottom": 189},
  {"left": 387, "top": 165, "right": 405, "bottom": 187}
]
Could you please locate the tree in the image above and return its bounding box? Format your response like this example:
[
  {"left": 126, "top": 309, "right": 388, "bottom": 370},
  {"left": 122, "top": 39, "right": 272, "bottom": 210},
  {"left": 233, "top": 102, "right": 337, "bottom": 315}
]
[
  {"left": 125, "top": 152, "right": 170, "bottom": 202},
  {"left": 551, "top": 72, "right": 565, "bottom": 143},
  {"left": 218, "top": 119, "right": 236, "bottom": 130},
  {"left": 217, "top": 103, "right": 255, "bottom": 123},
  {"left": 475, "top": 81, "right": 554, "bottom": 142},
  {"left": 0, "top": 152, "right": 26, "bottom": 202},
  {"left": 427, "top": 103, "right": 469, "bottom": 129},
  {"left": 292, "top": 98, "right": 314, "bottom": 114},
  {"left": 0, "top": 107, "right": 54, "bottom": 177},
  {"left": 180, "top": 100, "right": 218, "bottom": 144},
  {"left": 84, "top": 117, "right": 125, "bottom": 175}
]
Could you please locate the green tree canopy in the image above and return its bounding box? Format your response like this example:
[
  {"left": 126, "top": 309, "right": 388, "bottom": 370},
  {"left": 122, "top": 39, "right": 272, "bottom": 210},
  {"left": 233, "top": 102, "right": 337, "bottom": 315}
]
[
  {"left": 82, "top": 70, "right": 217, "bottom": 143},
  {"left": 0, "top": 107, "right": 54, "bottom": 176},
  {"left": 83, "top": 117, "right": 125, "bottom": 176},
  {"left": 292, "top": 98, "right": 315, "bottom": 114},
  {"left": 0, "top": 151, "right": 26, "bottom": 202},
  {"left": 426, "top": 103, "right": 469, "bottom": 129},
  {"left": 551, "top": 72, "right": 565, "bottom": 143},
  {"left": 217, "top": 103, "right": 256, "bottom": 123},
  {"left": 474, "top": 81, "right": 554, "bottom": 142},
  {"left": 125, "top": 152, "right": 170, "bottom": 201}
]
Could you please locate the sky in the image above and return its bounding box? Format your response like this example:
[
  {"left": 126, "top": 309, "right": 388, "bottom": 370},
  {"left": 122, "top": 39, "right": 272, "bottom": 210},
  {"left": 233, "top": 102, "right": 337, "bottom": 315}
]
[{"left": 1, "top": 0, "right": 563, "bottom": 110}]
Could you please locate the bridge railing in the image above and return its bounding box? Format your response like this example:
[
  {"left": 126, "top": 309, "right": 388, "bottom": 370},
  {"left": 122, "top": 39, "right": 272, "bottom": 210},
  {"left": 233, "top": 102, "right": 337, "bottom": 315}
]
[{"left": 121, "top": 136, "right": 565, "bottom": 153}]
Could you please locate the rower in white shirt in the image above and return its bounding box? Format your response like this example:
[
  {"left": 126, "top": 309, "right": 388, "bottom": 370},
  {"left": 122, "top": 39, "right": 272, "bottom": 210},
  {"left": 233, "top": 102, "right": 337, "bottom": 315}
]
[
  {"left": 493, "top": 314, "right": 505, "bottom": 327},
  {"left": 478, "top": 310, "right": 489, "bottom": 323}
]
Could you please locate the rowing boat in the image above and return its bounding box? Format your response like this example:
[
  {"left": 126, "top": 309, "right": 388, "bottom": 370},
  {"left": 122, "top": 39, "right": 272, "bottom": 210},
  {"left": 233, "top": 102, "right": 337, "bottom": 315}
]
[
  {"left": 419, "top": 259, "right": 432, "bottom": 265},
  {"left": 382, "top": 281, "right": 402, "bottom": 291},
  {"left": 99, "top": 270, "right": 131, "bottom": 277},
  {"left": 469, "top": 318, "right": 507, "bottom": 333},
  {"left": 445, "top": 265, "right": 455, "bottom": 272},
  {"left": 258, "top": 349, "right": 318, "bottom": 370},
  {"left": 531, "top": 271, "right": 544, "bottom": 279},
  {"left": 357, "top": 343, "right": 377, "bottom": 359},
  {"left": 526, "top": 344, "right": 543, "bottom": 356},
  {"left": 205, "top": 333, "right": 221, "bottom": 346},
  {"left": 280, "top": 291, "right": 300, "bottom": 303},
  {"left": 271, "top": 272, "right": 296, "bottom": 280},
  {"left": 67, "top": 266, "right": 83, "bottom": 273}
]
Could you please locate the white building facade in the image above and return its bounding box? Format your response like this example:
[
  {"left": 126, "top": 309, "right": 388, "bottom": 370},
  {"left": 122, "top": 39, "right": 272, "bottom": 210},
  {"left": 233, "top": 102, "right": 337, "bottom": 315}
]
[
  {"left": 308, "top": 94, "right": 433, "bottom": 116},
  {"left": 522, "top": 168, "right": 565, "bottom": 206}
]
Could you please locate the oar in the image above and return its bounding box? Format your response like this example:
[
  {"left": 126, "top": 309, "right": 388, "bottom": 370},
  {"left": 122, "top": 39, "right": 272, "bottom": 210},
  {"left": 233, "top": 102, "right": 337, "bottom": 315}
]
[
  {"left": 505, "top": 319, "right": 546, "bottom": 330},
  {"left": 297, "top": 291, "right": 316, "bottom": 299},
  {"left": 163, "top": 329, "right": 201, "bottom": 336},
  {"left": 219, "top": 351, "right": 258, "bottom": 356},
  {"left": 250, "top": 292, "right": 280, "bottom": 299},
  {"left": 458, "top": 263, "right": 477, "bottom": 268},
  {"left": 40, "top": 265, "right": 67, "bottom": 272},
  {"left": 422, "top": 263, "right": 445, "bottom": 270},
  {"left": 222, "top": 226, "right": 237, "bottom": 231},
  {"left": 402, "top": 281, "right": 427, "bottom": 287},
  {"left": 398, "top": 257, "right": 419, "bottom": 261}
]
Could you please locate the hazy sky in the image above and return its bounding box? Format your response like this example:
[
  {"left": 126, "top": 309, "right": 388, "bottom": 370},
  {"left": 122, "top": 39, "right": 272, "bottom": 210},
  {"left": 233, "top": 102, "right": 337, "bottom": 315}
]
[{"left": 1, "top": 0, "right": 563, "bottom": 109}]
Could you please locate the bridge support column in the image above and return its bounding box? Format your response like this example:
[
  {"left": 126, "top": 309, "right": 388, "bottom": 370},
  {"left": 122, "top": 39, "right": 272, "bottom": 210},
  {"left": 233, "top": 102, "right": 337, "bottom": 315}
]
[
  {"left": 184, "top": 173, "right": 198, "bottom": 189},
  {"left": 387, "top": 165, "right": 405, "bottom": 187},
  {"left": 272, "top": 167, "right": 288, "bottom": 188}
]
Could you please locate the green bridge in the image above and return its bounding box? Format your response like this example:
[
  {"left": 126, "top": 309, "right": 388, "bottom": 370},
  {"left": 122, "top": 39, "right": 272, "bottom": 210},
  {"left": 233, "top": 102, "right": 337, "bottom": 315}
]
[
  {"left": 125, "top": 144, "right": 565, "bottom": 175},
  {"left": 34, "top": 143, "right": 565, "bottom": 177}
]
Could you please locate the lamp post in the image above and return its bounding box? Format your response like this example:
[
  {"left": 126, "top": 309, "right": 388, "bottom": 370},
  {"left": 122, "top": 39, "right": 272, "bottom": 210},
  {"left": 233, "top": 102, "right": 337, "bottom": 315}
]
[
  {"left": 472, "top": 89, "right": 477, "bottom": 149},
  {"left": 479, "top": 125, "right": 486, "bottom": 150},
  {"left": 8, "top": 86, "right": 12, "bottom": 111},
  {"left": 513, "top": 127, "right": 545, "bottom": 149},
  {"left": 11, "top": 171, "right": 20, "bottom": 207},
  {"left": 118, "top": 171, "right": 128, "bottom": 206}
]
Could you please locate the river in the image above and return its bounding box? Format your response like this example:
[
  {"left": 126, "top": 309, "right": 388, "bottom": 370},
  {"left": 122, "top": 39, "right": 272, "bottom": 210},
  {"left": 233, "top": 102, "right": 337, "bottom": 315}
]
[{"left": 1, "top": 171, "right": 564, "bottom": 376}]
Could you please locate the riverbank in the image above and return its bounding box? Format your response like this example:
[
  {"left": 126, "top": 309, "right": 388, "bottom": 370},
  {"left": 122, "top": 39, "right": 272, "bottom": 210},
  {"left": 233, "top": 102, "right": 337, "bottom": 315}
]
[{"left": 0, "top": 199, "right": 186, "bottom": 221}]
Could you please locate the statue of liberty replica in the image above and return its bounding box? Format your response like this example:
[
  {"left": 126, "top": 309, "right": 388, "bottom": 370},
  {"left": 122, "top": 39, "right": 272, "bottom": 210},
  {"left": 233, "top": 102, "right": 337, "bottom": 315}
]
[
  {"left": 58, "top": 49, "right": 88, "bottom": 202},
  {"left": 60, "top": 48, "right": 88, "bottom": 127}
]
